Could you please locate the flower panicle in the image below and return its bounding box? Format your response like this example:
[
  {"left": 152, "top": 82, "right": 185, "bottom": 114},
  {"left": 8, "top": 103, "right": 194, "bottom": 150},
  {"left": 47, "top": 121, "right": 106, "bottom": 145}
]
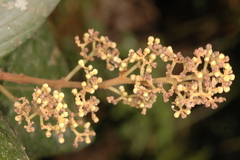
[{"left": 14, "top": 29, "right": 234, "bottom": 147}]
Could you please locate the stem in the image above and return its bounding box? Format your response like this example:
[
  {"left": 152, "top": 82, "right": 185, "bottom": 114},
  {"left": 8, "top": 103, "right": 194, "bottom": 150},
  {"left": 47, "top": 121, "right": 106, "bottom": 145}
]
[
  {"left": 107, "top": 86, "right": 122, "bottom": 95},
  {"left": 0, "top": 85, "right": 18, "bottom": 102},
  {"left": 121, "top": 61, "right": 140, "bottom": 77},
  {"left": 64, "top": 41, "right": 97, "bottom": 81},
  {"left": 0, "top": 70, "right": 198, "bottom": 91}
]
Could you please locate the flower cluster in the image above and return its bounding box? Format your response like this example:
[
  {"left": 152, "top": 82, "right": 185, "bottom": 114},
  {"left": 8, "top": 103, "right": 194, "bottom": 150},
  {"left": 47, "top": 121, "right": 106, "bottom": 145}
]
[{"left": 13, "top": 29, "right": 234, "bottom": 147}]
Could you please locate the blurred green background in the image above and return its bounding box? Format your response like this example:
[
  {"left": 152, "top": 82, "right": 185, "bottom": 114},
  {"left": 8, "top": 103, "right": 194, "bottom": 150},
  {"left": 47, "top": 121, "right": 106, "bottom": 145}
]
[{"left": 2, "top": 0, "right": 240, "bottom": 159}]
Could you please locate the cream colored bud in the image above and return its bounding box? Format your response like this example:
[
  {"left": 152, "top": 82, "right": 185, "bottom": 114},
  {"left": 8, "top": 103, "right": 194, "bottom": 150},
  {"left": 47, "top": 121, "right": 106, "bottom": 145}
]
[
  {"left": 42, "top": 83, "right": 49, "bottom": 89},
  {"left": 143, "top": 92, "right": 149, "bottom": 97},
  {"left": 139, "top": 102, "right": 145, "bottom": 108},
  {"left": 59, "top": 92, "right": 65, "bottom": 99},
  {"left": 224, "top": 87, "right": 230, "bottom": 93},
  {"left": 45, "top": 131, "right": 52, "bottom": 138},
  {"left": 100, "top": 36, "right": 105, "bottom": 42},
  {"left": 97, "top": 77, "right": 103, "bottom": 83},
  {"left": 85, "top": 137, "right": 91, "bottom": 144},
  {"left": 130, "top": 74, "right": 136, "bottom": 81},
  {"left": 177, "top": 84, "right": 184, "bottom": 91},
  {"left": 204, "top": 57, "right": 209, "bottom": 62},
  {"left": 210, "top": 61, "right": 216, "bottom": 66},
  {"left": 128, "top": 97, "right": 133, "bottom": 102},
  {"left": 144, "top": 48, "right": 150, "bottom": 54},
  {"left": 197, "top": 72, "right": 203, "bottom": 79},
  {"left": 84, "top": 122, "right": 91, "bottom": 129},
  {"left": 36, "top": 98, "right": 42, "bottom": 104},
  {"left": 78, "top": 59, "right": 85, "bottom": 67},
  {"left": 218, "top": 53, "right": 225, "bottom": 59},
  {"left": 35, "top": 89, "right": 42, "bottom": 95},
  {"left": 149, "top": 54, "right": 156, "bottom": 60},
  {"left": 154, "top": 38, "right": 160, "bottom": 44},
  {"left": 174, "top": 111, "right": 180, "bottom": 118},
  {"left": 58, "top": 137, "right": 65, "bottom": 144},
  {"left": 15, "top": 115, "right": 21, "bottom": 122},
  {"left": 229, "top": 74, "right": 235, "bottom": 81},
  {"left": 214, "top": 71, "right": 221, "bottom": 77},
  {"left": 63, "top": 103, "right": 68, "bottom": 108},
  {"left": 79, "top": 111, "right": 84, "bottom": 117},
  {"left": 71, "top": 88, "right": 78, "bottom": 95},
  {"left": 93, "top": 84, "right": 99, "bottom": 90},
  {"left": 88, "top": 65, "right": 93, "bottom": 70},
  {"left": 111, "top": 42, "right": 117, "bottom": 48},
  {"left": 192, "top": 57, "right": 198, "bottom": 63},
  {"left": 184, "top": 109, "right": 191, "bottom": 115},
  {"left": 121, "top": 62, "right": 127, "bottom": 68},
  {"left": 146, "top": 66, "right": 152, "bottom": 73},
  {"left": 133, "top": 88, "right": 139, "bottom": 94},
  {"left": 208, "top": 49, "right": 212, "bottom": 55},
  {"left": 81, "top": 81, "right": 87, "bottom": 87},
  {"left": 148, "top": 36, "right": 154, "bottom": 43},
  {"left": 167, "top": 46, "right": 173, "bottom": 53},
  {"left": 91, "top": 69, "right": 98, "bottom": 75},
  {"left": 217, "top": 87, "right": 223, "bottom": 93},
  {"left": 93, "top": 117, "right": 99, "bottom": 123},
  {"left": 224, "top": 63, "right": 230, "bottom": 70},
  {"left": 61, "top": 112, "right": 68, "bottom": 117},
  {"left": 89, "top": 88, "right": 95, "bottom": 94}
]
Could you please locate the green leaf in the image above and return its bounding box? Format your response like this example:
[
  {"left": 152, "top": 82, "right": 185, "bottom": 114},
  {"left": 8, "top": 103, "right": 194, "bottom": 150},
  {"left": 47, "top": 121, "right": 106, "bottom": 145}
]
[
  {"left": 0, "top": 111, "right": 29, "bottom": 160},
  {"left": 0, "top": 0, "right": 60, "bottom": 57},
  {"left": 0, "top": 24, "right": 89, "bottom": 158}
]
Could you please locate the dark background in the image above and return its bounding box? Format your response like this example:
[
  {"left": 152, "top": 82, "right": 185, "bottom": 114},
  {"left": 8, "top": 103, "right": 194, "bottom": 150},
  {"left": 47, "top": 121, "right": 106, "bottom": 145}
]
[{"left": 44, "top": 0, "right": 240, "bottom": 159}]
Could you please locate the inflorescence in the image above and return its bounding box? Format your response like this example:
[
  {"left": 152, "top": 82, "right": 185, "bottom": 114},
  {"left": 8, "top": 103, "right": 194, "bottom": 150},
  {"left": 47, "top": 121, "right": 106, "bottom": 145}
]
[{"left": 14, "top": 29, "right": 234, "bottom": 147}]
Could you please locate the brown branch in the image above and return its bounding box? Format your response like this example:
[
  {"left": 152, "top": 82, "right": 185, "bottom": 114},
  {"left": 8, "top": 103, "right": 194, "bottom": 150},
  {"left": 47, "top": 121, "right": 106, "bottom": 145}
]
[{"left": 0, "top": 70, "right": 179, "bottom": 91}]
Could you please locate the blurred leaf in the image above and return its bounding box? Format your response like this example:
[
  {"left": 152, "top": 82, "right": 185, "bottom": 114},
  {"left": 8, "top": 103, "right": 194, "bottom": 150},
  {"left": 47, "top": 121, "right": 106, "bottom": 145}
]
[
  {"left": 0, "top": 0, "right": 60, "bottom": 57},
  {"left": 0, "top": 111, "right": 29, "bottom": 160},
  {"left": 0, "top": 24, "right": 89, "bottom": 158}
]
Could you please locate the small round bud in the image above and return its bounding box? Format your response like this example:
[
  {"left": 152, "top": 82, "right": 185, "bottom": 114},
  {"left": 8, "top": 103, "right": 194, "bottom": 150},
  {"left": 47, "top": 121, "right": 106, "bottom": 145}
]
[
  {"left": 144, "top": 48, "right": 150, "bottom": 54},
  {"left": 214, "top": 71, "right": 221, "bottom": 77},
  {"left": 143, "top": 92, "right": 149, "bottom": 97},
  {"left": 218, "top": 53, "right": 225, "bottom": 59},
  {"left": 78, "top": 60, "right": 85, "bottom": 67},
  {"left": 81, "top": 81, "right": 87, "bottom": 87},
  {"left": 45, "top": 131, "right": 52, "bottom": 138},
  {"left": 59, "top": 92, "right": 65, "bottom": 99},
  {"left": 167, "top": 46, "right": 173, "bottom": 53},
  {"left": 84, "top": 122, "right": 91, "bottom": 129},
  {"left": 174, "top": 111, "right": 180, "bottom": 118},
  {"left": 223, "top": 76, "right": 230, "bottom": 82},
  {"left": 72, "top": 88, "right": 78, "bottom": 95},
  {"left": 85, "top": 73, "right": 91, "bottom": 79},
  {"left": 197, "top": 72, "right": 203, "bottom": 79},
  {"left": 224, "top": 87, "right": 230, "bottom": 93},
  {"left": 192, "top": 57, "right": 198, "bottom": 63},
  {"left": 36, "top": 98, "right": 42, "bottom": 104},
  {"left": 110, "top": 42, "right": 117, "bottom": 48},
  {"left": 88, "top": 65, "right": 93, "bottom": 70},
  {"left": 42, "top": 83, "right": 49, "bottom": 89},
  {"left": 139, "top": 102, "right": 145, "bottom": 108},
  {"left": 121, "top": 62, "right": 127, "bottom": 68},
  {"left": 154, "top": 38, "right": 160, "bottom": 44},
  {"left": 83, "top": 33, "right": 90, "bottom": 39},
  {"left": 59, "top": 137, "right": 65, "bottom": 144},
  {"left": 184, "top": 109, "right": 191, "bottom": 115},
  {"left": 210, "top": 61, "right": 216, "bottom": 66},
  {"left": 85, "top": 137, "right": 91, "bottom": 144},
  {"left": 229, "top": 74, "right": 235, "bottom": 81},
  {"left": 130, "top": 74, "right": 136, "bottom": 81},
  {"left": 149, "top": 54, "right": 156, "bottom": 60},
  {"left": 204, "top": 57, "right": 209, "bottom": 62}
]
